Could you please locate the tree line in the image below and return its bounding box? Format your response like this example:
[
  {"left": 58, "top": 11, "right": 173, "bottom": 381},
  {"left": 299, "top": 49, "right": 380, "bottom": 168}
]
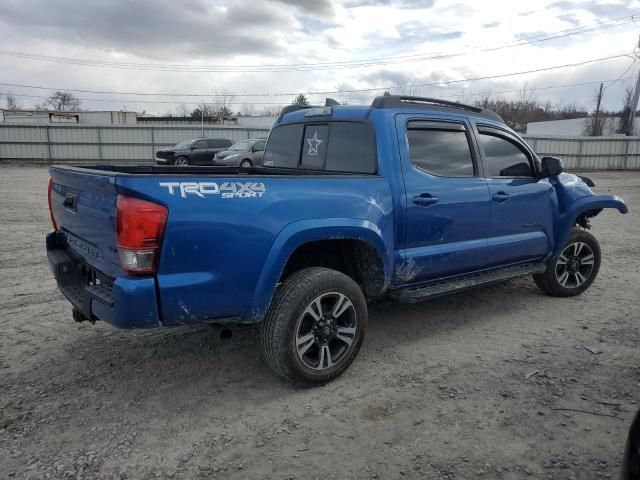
[{"left": 3, "top": 88, "right": 637, "bottom": 136}]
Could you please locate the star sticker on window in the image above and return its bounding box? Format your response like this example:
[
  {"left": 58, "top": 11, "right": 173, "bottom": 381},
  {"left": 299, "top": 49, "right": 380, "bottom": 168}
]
[{"left": 306, "top": 131, "right": 323, "bottom": 156}]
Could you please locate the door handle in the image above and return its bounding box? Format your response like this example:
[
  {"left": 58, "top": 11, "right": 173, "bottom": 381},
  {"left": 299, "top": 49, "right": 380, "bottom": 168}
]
[
  {"left": 413, "top": 193, "right": 439, "bottom": 206},
  {"left": 492, "top": 191, "right": 510, "bottom": 203}
]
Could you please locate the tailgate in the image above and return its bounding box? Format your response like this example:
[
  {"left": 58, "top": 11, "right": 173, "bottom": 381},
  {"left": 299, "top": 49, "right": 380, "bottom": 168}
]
[{"left": 49, "top": 167, "right": 121, "bottom": 278}]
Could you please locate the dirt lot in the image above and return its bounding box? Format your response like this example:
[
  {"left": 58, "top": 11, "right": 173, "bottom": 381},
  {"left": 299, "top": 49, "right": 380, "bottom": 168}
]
[{"left": 0, "top": 165, "right": 638, "bottom": 480}]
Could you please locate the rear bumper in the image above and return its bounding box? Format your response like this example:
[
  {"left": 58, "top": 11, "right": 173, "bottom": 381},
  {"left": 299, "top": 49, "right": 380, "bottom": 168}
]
[{"left": 46, "top": 232, "right": 161, "bottom": 328}]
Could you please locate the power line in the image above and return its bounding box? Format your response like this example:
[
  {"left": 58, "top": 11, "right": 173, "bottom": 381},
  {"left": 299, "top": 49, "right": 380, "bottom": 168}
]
[
  {"left": 0, "top": 53, "right": 630, "bottom": 98},
  {"left": 0, "top": 15, "right": 636, "bottom": 73},
  {"left": 1, "top": 77, "right": 633, "bottom": 107}
]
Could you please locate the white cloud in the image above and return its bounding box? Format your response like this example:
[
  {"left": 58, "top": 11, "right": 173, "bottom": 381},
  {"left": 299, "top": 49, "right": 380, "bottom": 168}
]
[{"left": 0, "top": 0, "right": 637, "bottom": 114}]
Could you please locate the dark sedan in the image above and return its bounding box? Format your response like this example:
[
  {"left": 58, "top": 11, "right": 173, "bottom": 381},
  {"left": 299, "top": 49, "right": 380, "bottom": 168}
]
[
  {"left": 156, "top": 138, "right": 232, "bottom": 165},
  {"left": 212, "top": 138, "right": 266, "bottom": 168}
]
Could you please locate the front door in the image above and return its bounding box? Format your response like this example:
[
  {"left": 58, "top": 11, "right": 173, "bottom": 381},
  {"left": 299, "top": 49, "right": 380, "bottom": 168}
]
[
  {"left": 395, "top": 115, "right": 492, "bottom": 285},
  {"left": 475, "top": 125, "right": 555, "bottom": 266}
]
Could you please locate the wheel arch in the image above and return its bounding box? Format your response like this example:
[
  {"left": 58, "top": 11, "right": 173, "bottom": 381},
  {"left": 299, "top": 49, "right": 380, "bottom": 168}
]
[
  {"left": 244, "top": 219, "right": 392, "bottom": 323},
  {"left": 550, "top": 194, "right": 627, "bottom": 258}
]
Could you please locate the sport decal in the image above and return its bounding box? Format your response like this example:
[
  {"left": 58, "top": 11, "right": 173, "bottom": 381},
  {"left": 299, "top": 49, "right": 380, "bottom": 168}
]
[{"left": 159, "top": 182, "right": 266, "bottom": 198}]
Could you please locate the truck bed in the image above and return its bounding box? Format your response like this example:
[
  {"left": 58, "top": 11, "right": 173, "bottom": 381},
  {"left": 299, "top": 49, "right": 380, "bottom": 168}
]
[{"left": 47, "top": 163, "right": 393, "bottom": 328}]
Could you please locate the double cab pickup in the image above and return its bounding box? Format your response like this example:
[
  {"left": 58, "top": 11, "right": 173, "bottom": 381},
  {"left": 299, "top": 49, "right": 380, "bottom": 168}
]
[{"left": 46, "top": 96, "right": 627, "bottom": 386}]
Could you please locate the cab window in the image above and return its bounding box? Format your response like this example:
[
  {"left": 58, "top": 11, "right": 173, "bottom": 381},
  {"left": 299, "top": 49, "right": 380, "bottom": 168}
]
[
  {"left": 479, "top": 133, "right": 535, "bottom": 177},
  {"left": 407, "top": 123, "right": 475, "bottom": 177}
]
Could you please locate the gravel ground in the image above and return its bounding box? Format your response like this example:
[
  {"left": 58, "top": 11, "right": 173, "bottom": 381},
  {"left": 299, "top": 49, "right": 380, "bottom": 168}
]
[{"left": 0, "top": 165, "right": 638, "bottom": 480}]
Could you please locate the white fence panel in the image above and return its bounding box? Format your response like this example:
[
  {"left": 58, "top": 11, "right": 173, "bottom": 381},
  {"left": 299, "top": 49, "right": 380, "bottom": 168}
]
[
  {"left": 522, "top": 135, "right": 640, "bottom": 170},
  {"left": 0, "top": 124, "right": 638, "bottom": 169}
]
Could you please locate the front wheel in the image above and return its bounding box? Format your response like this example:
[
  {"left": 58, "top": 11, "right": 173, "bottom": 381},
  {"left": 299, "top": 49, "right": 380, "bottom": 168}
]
[
  {"left": 239, "top": 159, "right": 252, "bottom": 168},
  {"left": 174, "top": 156, "right": 189, "bottom": 166},
  {"left": 260, "top": 267, "right": 367, "bottom": 387},
  {"left": 533, "top": 228, "right": 601, "bottom": 297}
]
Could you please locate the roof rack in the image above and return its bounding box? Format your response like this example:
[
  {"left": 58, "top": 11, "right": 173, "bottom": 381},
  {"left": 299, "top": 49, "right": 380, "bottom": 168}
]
[{"left": 371, "top": 95, "right": 503, "bottom": 123}]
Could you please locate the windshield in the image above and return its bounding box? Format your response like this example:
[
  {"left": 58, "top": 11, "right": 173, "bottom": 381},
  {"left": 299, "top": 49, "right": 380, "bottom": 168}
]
[
  {"left": 229, "top": 139, "right": 254, "bottom": 151},
  {"left": 174, "top": 140, "right": 194, "bottom": 149}
]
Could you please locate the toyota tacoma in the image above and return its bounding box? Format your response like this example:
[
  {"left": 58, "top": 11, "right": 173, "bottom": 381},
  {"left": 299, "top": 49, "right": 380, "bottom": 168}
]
[{"left": 46, "top": 96, "right": 627, "bottom": 386}]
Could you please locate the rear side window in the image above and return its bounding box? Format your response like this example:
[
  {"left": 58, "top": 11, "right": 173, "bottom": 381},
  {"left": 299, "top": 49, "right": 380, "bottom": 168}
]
[
  {"left": 208, "top": 139, "right": 231, "bottom": 148},
  {"left": 264, "top": 122, "right": 377, "bottom": 173},
  {"left": 479, "top": 133, "right": 534, "bottom": 177},
  {"left": 407, "top": 127, "right": 474, "bottom": 177}
]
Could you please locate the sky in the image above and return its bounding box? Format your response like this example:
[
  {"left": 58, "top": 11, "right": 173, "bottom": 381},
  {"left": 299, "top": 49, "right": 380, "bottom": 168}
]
[{"left": 0, "top": 0, "right": 638, "bottom": 115}]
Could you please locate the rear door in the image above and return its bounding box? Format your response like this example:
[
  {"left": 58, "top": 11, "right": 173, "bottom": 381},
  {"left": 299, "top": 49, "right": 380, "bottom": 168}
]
[
  {"left": 190, "top": 139, "right": 209, "bottom": 164},
  {"left": 395, "top": 114, "right": 491, "bottom": 284},
  {"left": 475, "top": 125, "right": 555, "bottom": 266},
  {"left": 208, "top": 139, "right": 230, "bottom": 159}
]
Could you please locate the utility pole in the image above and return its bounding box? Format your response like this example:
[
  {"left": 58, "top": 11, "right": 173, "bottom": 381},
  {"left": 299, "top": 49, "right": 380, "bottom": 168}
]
[
  {"left": 201, "top": 106, "right": 204, "bottom": 136},
  {"left": 626, "top": 71, "right": 640, "bottom": 136},
  {"left": 626, "top": 35, "right": 640, "bottom": 136},
  {"left": 593, "top": 82, "right": 603, "bottom": 136}
]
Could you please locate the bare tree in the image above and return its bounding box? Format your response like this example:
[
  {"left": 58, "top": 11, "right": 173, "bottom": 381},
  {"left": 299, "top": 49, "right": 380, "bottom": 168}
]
[
  {"left": 471, "top": 86, "right": 587, "bottom": 132},
  {"left": 5, "top": 94, "right": 20, "bottom": 110},
  {"left": 259, "top": 105, "right": 283, "bottom": 116},
  {"left": 240, "top": 103, "right": 256, "bottom": 116},
  {"left": 211, "top": 93, "right": 235, "bottom": 116},
  {"left": 616, "top": 86, "right": 634, "bottom": 134},
  {"left": 174, "top": 103, "right": 191, "bottom": 117},
  {"left": 46, "top": 91, "right": 81, "bottom": 111},
  {"left": 399, "top": 84, "right": 417, "bottom": 96}
]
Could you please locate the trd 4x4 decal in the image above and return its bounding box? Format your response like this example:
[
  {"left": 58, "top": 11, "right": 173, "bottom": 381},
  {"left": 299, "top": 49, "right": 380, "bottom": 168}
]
[{"left": 159, "top": 181, "right": 266, "bottom": 198}]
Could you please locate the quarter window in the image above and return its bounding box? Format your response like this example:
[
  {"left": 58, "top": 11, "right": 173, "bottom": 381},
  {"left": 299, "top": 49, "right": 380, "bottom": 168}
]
[
  {"left": 480, "top": 133, "right": 534, "bottom": 177},
  {"left": 407, "top": 128, "right": 474, "bottom": 177}
]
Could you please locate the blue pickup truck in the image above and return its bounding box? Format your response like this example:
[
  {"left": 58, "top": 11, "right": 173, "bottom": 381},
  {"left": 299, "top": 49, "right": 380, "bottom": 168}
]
[{"left": 46, "top": 96, "right": 627, "bottom": 386}]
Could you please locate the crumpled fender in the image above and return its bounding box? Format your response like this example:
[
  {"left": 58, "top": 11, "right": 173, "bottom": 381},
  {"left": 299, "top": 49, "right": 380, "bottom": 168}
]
[
  {"left": 243, "top": 218, "right": 393, "bottom": 323},
  {"left": 551, "top": 194, "right": 628, "bottom": 258}
]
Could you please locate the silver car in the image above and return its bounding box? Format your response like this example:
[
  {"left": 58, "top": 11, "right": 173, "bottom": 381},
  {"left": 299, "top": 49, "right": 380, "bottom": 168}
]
[{"left": 212, "top": 138, "right": 266, "bottom": 168}]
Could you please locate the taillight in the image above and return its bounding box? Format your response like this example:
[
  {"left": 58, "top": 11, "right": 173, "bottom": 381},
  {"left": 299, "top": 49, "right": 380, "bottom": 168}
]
[
  {"left": 48, "top": 178, "right": 58, "bottom": 230},
  {"left": 116, "top": 195, "right": 167, "bottom": 275}
]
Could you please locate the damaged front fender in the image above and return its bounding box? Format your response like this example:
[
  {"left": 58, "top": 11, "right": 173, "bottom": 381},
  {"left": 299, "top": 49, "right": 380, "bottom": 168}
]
[{"left": 550, "top": 194, "right": 628, "bottom": 258}]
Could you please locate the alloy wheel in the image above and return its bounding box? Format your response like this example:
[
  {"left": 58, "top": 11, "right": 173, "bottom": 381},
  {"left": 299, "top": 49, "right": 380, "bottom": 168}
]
[{"left": 295, "top": 292, "right": 357, "bottom": 371}]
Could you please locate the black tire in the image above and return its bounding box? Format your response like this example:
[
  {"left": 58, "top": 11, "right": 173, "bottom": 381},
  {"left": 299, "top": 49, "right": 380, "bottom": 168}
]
[
  {"left": 174, "top": 156, "right": 190, "bottom": 166},
  {"left": 260, "top": 267, "right": 367, "bottom": 387},
  {"left": 533, "top": 228, "right": 601, "bottom": 297},
  {"left": 239, "top": 159, "right": 252, "bottom": 168}
]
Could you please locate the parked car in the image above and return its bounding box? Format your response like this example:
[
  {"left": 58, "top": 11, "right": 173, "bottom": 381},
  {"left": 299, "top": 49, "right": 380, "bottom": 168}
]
[
  {"left": 156, "top": 138, "right": 232, "bottom": 165},
  {"left": 213, "top": 138, "right": 266, "bottom": 168},
  {"left": 46, "top": 96, "right": 627, "bottom": 386}
]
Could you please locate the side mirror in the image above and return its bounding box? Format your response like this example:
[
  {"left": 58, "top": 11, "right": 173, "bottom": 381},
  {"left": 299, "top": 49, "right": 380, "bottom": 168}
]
[
  {"left": 541, "top": 156, "right": 564, "bottom": 177},
  {"left": 190, "top": 146, "right": 196, "bottom": 151}
]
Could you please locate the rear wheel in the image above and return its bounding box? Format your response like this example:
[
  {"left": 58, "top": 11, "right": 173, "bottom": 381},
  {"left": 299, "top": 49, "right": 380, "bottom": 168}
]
[
  {"left": 260, "top": 267, "right": 367, "bottom": 387},
  {"left": 174, "top": 156, "right": 189, "bottom": 166},
  {"left": 533, "top": 228, "right": 601, "bottom": 297}
]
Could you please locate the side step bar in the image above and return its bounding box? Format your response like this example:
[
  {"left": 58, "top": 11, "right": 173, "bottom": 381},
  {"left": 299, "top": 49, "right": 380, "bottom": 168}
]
[{"left": 390, "top": 262, "right": 547, "bottom": 303}]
